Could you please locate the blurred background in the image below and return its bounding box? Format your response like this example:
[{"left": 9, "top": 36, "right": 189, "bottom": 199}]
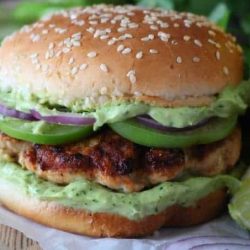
[{"left": 0, "top": 0, "right": 250, "bottom": 159}]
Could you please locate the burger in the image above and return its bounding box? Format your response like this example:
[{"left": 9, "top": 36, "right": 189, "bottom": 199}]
[{"left": 0, "top": 5, "right": 249, "bottom": 237}]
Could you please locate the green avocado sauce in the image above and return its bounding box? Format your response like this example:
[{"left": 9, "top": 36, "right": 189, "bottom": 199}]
[
  {"left": 0, "top": 81, "right": 250, "bottom": 130},
  {"left": 0, "top": 159, "right": 240, "bottom": 220}
]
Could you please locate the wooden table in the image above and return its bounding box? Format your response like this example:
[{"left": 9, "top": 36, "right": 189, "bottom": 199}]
[{"left": 0, "top": 225, "right": 41, "bottom": 250}]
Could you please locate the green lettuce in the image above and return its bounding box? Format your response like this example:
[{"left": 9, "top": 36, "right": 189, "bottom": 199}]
[{"left": 229, "top": 167, "right": 250, "bottom": 230}]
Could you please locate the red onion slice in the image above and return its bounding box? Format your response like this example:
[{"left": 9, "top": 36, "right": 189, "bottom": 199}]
[
  {"left": 31, "top": 110, "right": 95, "bottom": 125},
  {"left": 0, "top": 103, "right": 36, "bottom": 121},
  {"left": 136, "top": 115, "right": 212, "bottom": 132}
]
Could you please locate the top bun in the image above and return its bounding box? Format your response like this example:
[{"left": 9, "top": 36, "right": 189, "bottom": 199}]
[{"left": 0, "top": 5, "right": 243, "bottom": 109}]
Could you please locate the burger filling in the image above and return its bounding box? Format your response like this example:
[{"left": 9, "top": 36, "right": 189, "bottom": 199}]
[{"left": 0, "top": 81, "right": 249, "bottom": 220}]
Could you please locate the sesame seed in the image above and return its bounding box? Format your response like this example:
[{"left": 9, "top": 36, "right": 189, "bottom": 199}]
[
  {"left": 100, "top": 18, "right": 109, "bottom": 24},
  {"left": 208, "top": 30, "right": 216, "bottom": 37},
  {"left": 55, "top": 28, "right": 67, "bottom": 34},
  {"left": 173, "top": 23, "right": 180, "bottom": 28},
  {"left": 45, "top": 51, "right": 50, "bottom": 60},
  {"left": 87, "top": 27, "right": 95, "bottom": 34},
  {"left": 128, "top": 23, "right": 139, "bottom": 29},
  {"left": 30, "top": 53, "right": 38, "bottom": 59},
  {"left": 117, "top": 44, "right": 125, "bottom": 52},
  {"left": 183, "top": 35, "right": 191, "bottom": 41},
  {"left": 80, "top": 64, "right": 88, "bottom": 70},
  {"left": 42, "top": 64, "right": 49, "bottom": 73},
  {"left": 100, "top": 87, "right": 108, "bottom": 95},
  {"left": 105, "top": 28, "right": 111, "bottom": 33},
  {"left": 231, "top": 36, "right": 237, "bottom": 42},
  {"left": 148, "top": 34, "right": 154, "bottom": 40},
  {"left": 72, "top": 40, "right": 81, "bottom": 47},
  {"left": 72, "top": 32, "right": 82, "bottom": 38},
  {"left": 208, "top": 39, "right": 216, "bottom": 45},
  {"left": 192, "top": 57, "right": 200, "bottom": 63},
  {"left": 149, "top": 49, "right": 158, "bottom": 54},
  {"left": 127, "top": 70, "right": 135, "bottom": 76},
  {"left": 68, "top": 57, "right": 74, "bottom": 65},
  {"left": 87, "top": 51, "right": 97, "bottom": 58},
  {"left": 56, "top": 51, "right": 62, "bottom": 57},
  {"left": 160, "top": 22, "right": 169, "bottom": 28},
  {"left": 35, "top": 64, "right": 41, "bottom": 70},
  {"left": 49, "top": 24, "right": 55, "bottom": 28},
  {"left": 171, "top": 40, "right": 178, "bottom": 45},
  {"left": 94, "top": 30, "right": 104, "bottom": 38},
  {"left": 194, "top": 39, "right": 202, "bottom": 47},
  {"left": 150, "top": 25, "right": 158, "bottom": 30},
  {"left": 196, "top": 22, "right": 202, "bottom": 28},
  {"left": 223, "top": 66, "right": 229, "bottom": 75},
  {"left": 71, "top": 67, "right": 78, "bottom": 76},
  {"left": 31, "top": 58, "right": 38, "bottom": 64},
  {"left": 141, "top": 37, "right": 149, "bottom": 42},
  {"left": 141, "top": 34, "right": 154, "bottom": 42},
  {"left": 88, "top": 14, "right": 97, "bottom": 20},
  {"left": 129, "top": 74, "right": 136, "bottom": 84},
  {"left": 236, "top": 45, "right": 243, "bottom": 53},
  {"left": 134, "top": 91, "right": 142, "bottom": 96},
  {"left": 128, "top": 12, "right": 135, "bottom": 16},
  {"left": 158, "top": 32, "right": 170, "bottom": 41},
  {"left": 136, "top": 51, "right": 143, "bottom": 59},
  {"left": 49, "top": 42, "right": 55, "bottom": 50},
  {"left": 63, "top": 48, "right": 71, "bottom": 54},
  {"left": 160, "top": 36, "right": 169, "bottom": 42},
  {"left": 176, "top": 56, "right": 182, "bottom": 64},
  {"left": 127, "top": 70, "right": 136, "bottom": 84},
  {"left": 216, "top": 50, "right": 221, "bottom": 60},
  {"left": 117, "top": 27, "right": 127, "bottom": 33},
  {"left": 107, "top": 39, "right": 116, "bottom": 46},
  {"left": 73, "top": 20, "right": 85, "bottom": 27},
  {"left": 30, "top": 34, "right": 40, "bottom": 42},
  {"left": 100, "top": 64, "right": 109, "bottom": 73},
  {"left": 42, "top": 29, "right": 48, "bottom": 35},
  {"left": 215, "top": 43, "right": 221, "bottom": 49},
  {"left": 70, "top": 13, "right": 78, "bottom": 20},
  {"left": 118, "top": 33, "right": 133, "bottom": 41},
  {"left": 124, "top": 33, "right": 133, "bottom": 39},
  {"left": 184, "top": 19, "right": 192, "bottom": 28},
  {"left": 122, "top": 48, "right": 132, "bottom": 54},
  {"left": 35, "top": 23, "right": 44, "bottom": 28},
  {"left": 89, "top": 20, "right": 98, "bottom": 25},
  {"left": 100, "top": 35, "right": 109, "bottom": 40}
]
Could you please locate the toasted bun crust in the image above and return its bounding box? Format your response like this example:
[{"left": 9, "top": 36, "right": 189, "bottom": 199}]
[
  {"left": 0, "top": 178, "right": 226, "bottom": 237},
  {"left": 0, "top": 5, "right": 243, "bottom": 109}
]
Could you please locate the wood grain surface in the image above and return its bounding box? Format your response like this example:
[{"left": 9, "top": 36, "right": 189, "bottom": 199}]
[{"left": 0, "top": 224, "right": 41, "bottom": 250}]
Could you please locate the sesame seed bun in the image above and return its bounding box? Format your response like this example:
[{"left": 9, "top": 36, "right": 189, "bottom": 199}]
[{"left": 0, "top": 5, "right": 243, "bottom": 109}]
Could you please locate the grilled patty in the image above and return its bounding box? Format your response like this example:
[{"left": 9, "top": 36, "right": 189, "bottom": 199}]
[{"left": 0, "top": 128, "right": 241, "bottom": 193}]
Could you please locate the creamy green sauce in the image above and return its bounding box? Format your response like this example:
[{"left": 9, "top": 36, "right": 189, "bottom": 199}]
[
  {"left": 0, "top": 160, "right": 240, "bottom": 220},
  {"left": 0, "top": 81, "right": 249, "bottom": 130}
]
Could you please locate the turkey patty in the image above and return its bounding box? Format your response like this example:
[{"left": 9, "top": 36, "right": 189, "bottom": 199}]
[{"left": 0, "top": 128, "right": 241, "bottom": 193}]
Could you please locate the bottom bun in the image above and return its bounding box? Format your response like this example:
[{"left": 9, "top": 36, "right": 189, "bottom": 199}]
[{"left": 0, "top": 179, "right": 227, "bottom": 237}]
